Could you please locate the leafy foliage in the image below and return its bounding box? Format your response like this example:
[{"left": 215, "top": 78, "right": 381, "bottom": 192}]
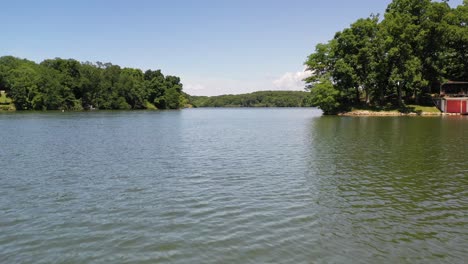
[
  {"left": 305, "top": 0, "right": 468, "bottom": 113},
  {"left": 0, "top": 56, "right": 186, "bottom": 110},
  {"left": 308, "top": 79, "right": 341, "bottom": 114}
]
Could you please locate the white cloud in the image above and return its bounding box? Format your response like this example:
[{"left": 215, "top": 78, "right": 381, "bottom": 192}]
[
  {"left": 183, "top": 68, "right": 312, "bottom": 96},
  {"left": 184, "top": 78, "right": 272, "bottom": 96},
  {"left": 184, "top": 83, "right": 206, "bottom": 91},
  {"left": 272, "top": 68, "right": 312, "bottom": 91}
]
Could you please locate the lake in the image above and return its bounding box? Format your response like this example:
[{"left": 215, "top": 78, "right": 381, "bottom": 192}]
[{"left": 0, "top": 108, "right": 467, "bottom": 263}]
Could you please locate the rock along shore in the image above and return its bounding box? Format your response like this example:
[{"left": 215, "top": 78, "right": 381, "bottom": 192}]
[{"left": 338, "top": 110, "right": 447, "bottom": 116}]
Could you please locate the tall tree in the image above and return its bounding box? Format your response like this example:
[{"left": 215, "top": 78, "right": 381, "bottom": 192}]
[
  {"left": 304, "top": 0, "right": 467, "bottom": 113},
  {"left": 334, "top": 15, "right": 380, "bottom": 104}
]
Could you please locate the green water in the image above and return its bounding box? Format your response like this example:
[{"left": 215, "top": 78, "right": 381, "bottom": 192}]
[{"left": 0, "top": 109, "right": 467, "bottom": 263}]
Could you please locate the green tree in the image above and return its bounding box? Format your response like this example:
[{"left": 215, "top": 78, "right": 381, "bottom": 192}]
[
  {"left": 334, "top": 16, "right": 379, "bottom": 104},
  {"left": 7, "top": 65, "right": 40, "bottom": 110},
  {"left": 79, "top": 62, "right": 102, "bottom": 108},
  {"left": 304, "top": 0, "right": 467, "bottom": 110},
  {"left": 304, "top": 42, "right": 335, "bottom": 85},
  {"left": 0, "top": 56, "right": 186, "bottom": 111},
  {"left": 162, "top": 87, "right": 181, "bottom": 109},
  {"left": 118, "top": 68, "right": 146, "bottom": 109},
  {"left": 442, "top": 0, "right": 468, "bottom": 81},
  {"left": 309, "top": 78, "right": 341, "bottom": 114}
]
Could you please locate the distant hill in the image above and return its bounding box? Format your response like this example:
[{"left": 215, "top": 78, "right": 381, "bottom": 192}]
[{"left": 187, "top": 91, "right": 312, "bottom": 108}]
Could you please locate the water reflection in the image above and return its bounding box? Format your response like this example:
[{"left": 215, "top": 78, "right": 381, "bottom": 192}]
[
  {"left": 1, "top": 110, "right": 467, "bottom": 263},
  {"left": 307, "top": 116, "right": 468, "bottom": 263}
]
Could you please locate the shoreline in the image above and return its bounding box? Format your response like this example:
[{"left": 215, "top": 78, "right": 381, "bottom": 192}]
[{"left": 337, "top": 110, "right": 467, "bottom": 116}]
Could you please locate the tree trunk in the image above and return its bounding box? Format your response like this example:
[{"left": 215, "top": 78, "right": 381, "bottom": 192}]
[
  {"left": 364, "top": 86, "right": 370, "bottom": 105},
  {"left": 414, "top": 89, "right": 418, "bottom": 105},
  {"left": 355, "top": 87, "right": 360, "bottom": 105},
  {"left": 379, "top": 86, "right": 384, "bottom": 106},
  {"left": 397, "top": 84, "right": 402, "bottom": 107}
]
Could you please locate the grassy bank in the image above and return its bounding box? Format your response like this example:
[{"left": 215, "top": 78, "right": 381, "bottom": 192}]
[
  {"left": 340, "top": 105, "right": 441, "bottom": 116},
  {"left": 0, "top": 91, "right": 15, "bottom": 111}
]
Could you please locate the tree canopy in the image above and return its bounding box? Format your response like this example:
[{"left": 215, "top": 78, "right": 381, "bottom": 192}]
[
  {"left": 305, "top": 0, "right": 467, "bottom": 114},
  {"left": 188, "top": 91, "right": 313, "bottom": 108},
  {"left": 0, "top": 56, "right": 186, "bottom": 110}
]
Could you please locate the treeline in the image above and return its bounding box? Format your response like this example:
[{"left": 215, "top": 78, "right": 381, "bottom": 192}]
[
  {"left": 188, "top": 91, "right": 313, "bottom": 107},
  {"left": 305, "top": 0, "right": 467, "bottom": 114},
  {"left": 0, "top": 56, "right": 187, "bottom": 110}
]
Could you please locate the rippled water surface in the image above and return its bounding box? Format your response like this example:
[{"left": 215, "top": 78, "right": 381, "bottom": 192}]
[{"left": 1, "top": 109, "right": 467, "bottom": 263}]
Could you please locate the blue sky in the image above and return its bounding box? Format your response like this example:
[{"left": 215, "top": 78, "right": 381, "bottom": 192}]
[{"left": 1, "top": 0, "right": 464, "bottom": 95}]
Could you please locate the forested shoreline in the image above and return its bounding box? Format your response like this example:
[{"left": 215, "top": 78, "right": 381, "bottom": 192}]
[
  {"left": 0, "top": 56, "right": 187, "bottom": 111},
  {"left": 188, "top": 91, "right": 313, "bottom": 107},
  {"left": 2, "top": 0, "right": 466, "bottom": 114},
  {"left": 305, "top": 0, "right": 467, "bottom": 114},
  {"left": 0, "top": 56, "right": 313, "bottom": 111}
]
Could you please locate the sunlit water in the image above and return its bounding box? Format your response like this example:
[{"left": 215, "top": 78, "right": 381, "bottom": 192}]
[{"left": 0, "top": 109, "right": 467, "bottom": 263}]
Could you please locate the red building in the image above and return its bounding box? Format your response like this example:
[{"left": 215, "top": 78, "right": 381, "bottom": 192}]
[{"left": 434, "top": 81, "right": 468, "bottom": 114}]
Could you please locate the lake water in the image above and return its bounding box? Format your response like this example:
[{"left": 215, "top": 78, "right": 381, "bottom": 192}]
[{"left": 0, "top": 108, "right": 467, "bottom": 263}]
